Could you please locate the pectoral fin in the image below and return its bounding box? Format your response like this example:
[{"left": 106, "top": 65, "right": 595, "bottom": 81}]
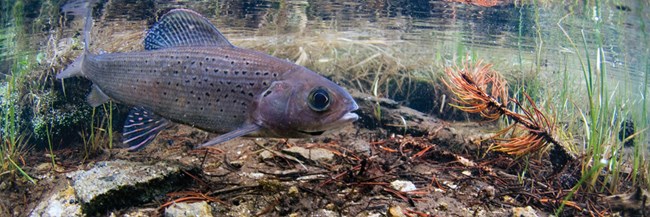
[
  {"left": 87, "top": 84, "right": 110, "bottom": 107},
  {"left": 195, "top": 124, "right": 261, "bottom": 148},
  {"left": 123, "top": 107, "right": 171, "bottom": 151}
]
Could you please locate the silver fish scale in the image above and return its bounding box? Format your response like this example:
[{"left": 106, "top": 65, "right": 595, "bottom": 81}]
[{"left": 84, "top": 46, "right": 295, "bottom": 132}]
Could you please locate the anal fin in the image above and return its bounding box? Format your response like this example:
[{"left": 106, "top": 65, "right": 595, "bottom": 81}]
[
  {"left": 123, "top": 107, "right": 170, "bottom": 152},
  {"left": 195, "top": 124, "right": 261, "bottom": 148},
  {"left": 87, "top": 84, "right": 110, "bottom": 107}
]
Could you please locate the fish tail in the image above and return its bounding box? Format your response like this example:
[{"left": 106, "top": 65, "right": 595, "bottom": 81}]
[
  {"left": 83, "top": 1, "right": 93, "bottom": 52},
  {"left": 57, "top": 1, "right": 95, "bottom": 79}
]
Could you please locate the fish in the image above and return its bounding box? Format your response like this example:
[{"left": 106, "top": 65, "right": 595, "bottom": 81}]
[{"left": 57, "top": 8, "right": 359, "bottom": 151}]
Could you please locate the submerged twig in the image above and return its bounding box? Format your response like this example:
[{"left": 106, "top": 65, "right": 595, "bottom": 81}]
[{"left": 442, "top": 60, "right": 571, "bottom": 159}]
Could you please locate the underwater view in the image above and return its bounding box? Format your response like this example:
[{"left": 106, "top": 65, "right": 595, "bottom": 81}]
[{"left": 1, "top": 0, "right": 649, "bottom": 216}]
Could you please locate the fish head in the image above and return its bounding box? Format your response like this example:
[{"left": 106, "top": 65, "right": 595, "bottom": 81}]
[{"left": 253, "top": 69, "right": 359, "bottom": 138}]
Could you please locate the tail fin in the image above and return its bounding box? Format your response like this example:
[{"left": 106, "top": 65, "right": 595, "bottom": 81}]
[
  {"left": 83, "top": 1, "right": 92, "bottom": 52},
  {"left": 57, "top": 1, "right": 94, "bottom": 79}
]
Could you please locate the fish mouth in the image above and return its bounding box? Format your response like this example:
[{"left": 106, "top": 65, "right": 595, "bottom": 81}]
[{"left": 297, "top": 103, "right": 359, "bottom": 137}]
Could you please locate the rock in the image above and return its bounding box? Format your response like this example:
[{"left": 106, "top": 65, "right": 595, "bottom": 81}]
[
  {"left": 120, "top": 208, "right": 157, "bottom": 217},
  {"left": 259, "top": 150, "right": 274, "bottom": 161},
  {"left": 164, "top": 201, "right": 213, "bottom": 217},
  {"left": 66, "top": 160, "right": 196, "bottom": 215},
  {"left": 387, "top": 206, "right": 406, "bottom": 217},
  {"left": 313, "top": 209, "right": 338, "bottom": 217},
  {"left": 35, "top": 162, "right": 52, "bottom": 172},
  {"left": 390, "top": 180, "right": 416, "bottom": 192},
  {"left": 356, "top": 211, "right": 382, "bottom": 217},
  {"left": 511, "top": 206, "right": 538, "bottom": 217},
  {"left": 288, "top": 186, "right": 300, "bottom": 197},
  {"left": 30, "top": 185, "right": 82, "bottom": 217},
  {"left": 349, "top": 139, "right": 371, "bottom": 155},
  {"left": 282, "top": 146, "right": 334, "bottom": 162}
]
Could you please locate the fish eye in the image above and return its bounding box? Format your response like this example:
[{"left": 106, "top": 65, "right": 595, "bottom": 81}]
[{"left": 308, "top": 88, "right": 331, "bottom": 112}]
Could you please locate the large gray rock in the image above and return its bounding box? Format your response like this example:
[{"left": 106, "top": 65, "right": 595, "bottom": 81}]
[
  {"left": 29, "top": 185, "right": 82, "bottom": 217},
  {"left": 67, "top": 160, "right": 195, "bottom": 215}
]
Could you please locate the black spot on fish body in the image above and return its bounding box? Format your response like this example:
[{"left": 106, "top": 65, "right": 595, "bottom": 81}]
[
  {"left": 214, "top": 69, "right": 219, "bottom": 73},
  {"left": 205, "top": 92, "right": 210, "bottom": 97},
  {"left": 249, "top": 82, "right": 254, "bottom": 86},
  {"left": 242, "top": 71, "right": 247, "bottom": 75}
]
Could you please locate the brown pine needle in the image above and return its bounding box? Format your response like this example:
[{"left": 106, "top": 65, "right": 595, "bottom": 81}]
[{"left": 442, "top": 60, "right": 564, "bottom": 156}]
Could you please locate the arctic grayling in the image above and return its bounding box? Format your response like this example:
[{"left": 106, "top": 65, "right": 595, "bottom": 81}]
[{"left": 57, "top": 8, "right": 359, "bottom": 151}]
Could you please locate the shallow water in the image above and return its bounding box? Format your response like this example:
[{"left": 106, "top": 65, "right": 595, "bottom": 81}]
[
  {"left": 1, "top": 0, "right": 649, "bottom": 143},
  {"left": 2, "top": 1, "right": 647, "bottom": 83}
]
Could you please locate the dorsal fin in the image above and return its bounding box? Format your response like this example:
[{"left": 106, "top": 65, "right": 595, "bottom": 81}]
[{"left": 144, "top": 9, "right": 233, "bottom": 50}]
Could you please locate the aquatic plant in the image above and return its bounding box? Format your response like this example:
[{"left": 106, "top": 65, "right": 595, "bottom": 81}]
[
  {"left": 442, "top": 60, "right": 571, "bottom": 161},
  {"left": 81, "top": 105, "right": 115, "bottom": 161}
]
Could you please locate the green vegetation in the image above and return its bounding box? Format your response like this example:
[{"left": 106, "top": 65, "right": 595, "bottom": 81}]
[
  {"left": 1, "top": 0, "right": 36, "bottom": 183},
  {"left": 81, "top": 103, "right": 116, "bottom": 160}
]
